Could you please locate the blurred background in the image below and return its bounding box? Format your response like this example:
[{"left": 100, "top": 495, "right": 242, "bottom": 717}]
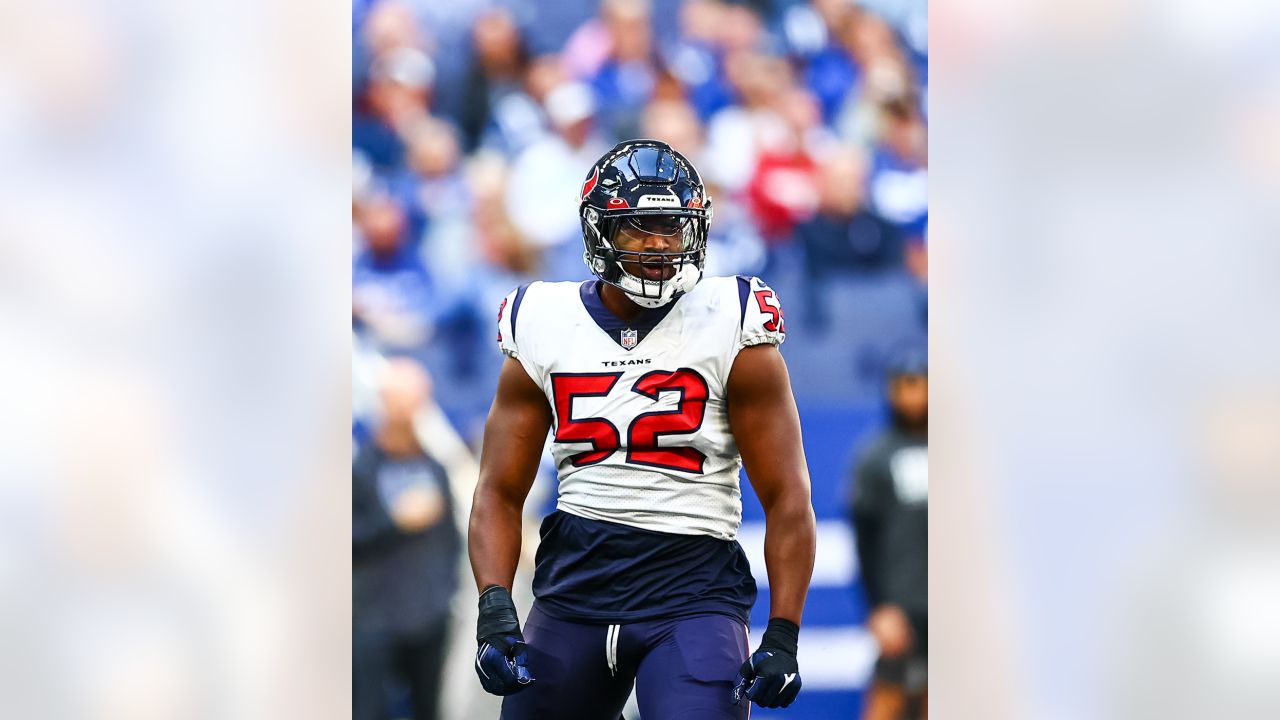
[{"left": 350, "top": 0, "right": 927, "bottom": 717}]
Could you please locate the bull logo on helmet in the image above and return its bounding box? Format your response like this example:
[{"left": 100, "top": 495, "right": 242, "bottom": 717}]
[{"left": 580, "top": 167, "right": 600, "bottom": 201}]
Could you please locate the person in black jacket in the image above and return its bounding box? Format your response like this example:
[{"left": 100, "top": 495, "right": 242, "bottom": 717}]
[
  {"left": 851, "top": 347, "right": 928, "bottom": 720},
  {"left": 354, "top": 358, "right": 461, "bottom": 720}
]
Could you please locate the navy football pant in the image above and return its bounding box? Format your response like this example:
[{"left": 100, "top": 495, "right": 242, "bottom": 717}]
[{"left": 500, "top": 605, "right": 750, "bottom": 720}]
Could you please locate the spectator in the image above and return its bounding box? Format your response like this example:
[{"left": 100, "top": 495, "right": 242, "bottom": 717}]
[
  {"left": 402, "top": 120, "right": 467, "bottom": 220},
  {"left": 523, "top": 53, "right": 569, "bottom": 108},
  {"left": 640, "top": 98, "right": 705, "bottom": 161},
  {"left": 703, "top": 50, "right": 792, "bottom": 195},
  {"left": 356, "top": 0, "right": 424, "bottom": 93},
  {"left": 834, "top": 11, "right": 914, "bottom": 147},
  {"left": 745, "top": 86, "right": 827, "bottom": 244},
  {"left": 559, "top": 0, "right": 644, "bottom": 80},
  {"left": 468, "top": 154, "right": 539, "bottom": 285},
  {"left": 718, "top": 0, "right": 770, "bottom": 56},
  {"left": 585, "top": 0, "right": 660, "bottom": 141},
  {"left": 868, "top": 98, "right": 928, "bottom": 244},
  {"left": 366, "top": 116, "right": 460, "bottom": 262},
  {"left": 354, "top": 46, "right": 437, "bottom": 172},
  {"left": 850, "top": 346, "right": 929, "bottom": 720},
  {"left": 402, "top": 121, "right": 498, "bottom": 383},
  {"left": 796, "top": 0, "right": 864, "bottom": 125},
  {"left": 353, "top": 359, "right": 462, "bottom": 720},
  {"left": 503, "top": 81, "right": 608, "bottom": 277},
  {"left": 458, "top": 8, "right": 531, "bottom": 153},
  {"left": 353, "top": 192, "right": 436, "bottom": 351},
  {"left": 797, "top": 145, "right": 903, "bottom": 273},
  {"left": 664, "top": 0, "right": 737, "bottom": 121},
  {"left": 419, "top": 0, "right": 512, "bottom": 127},
  {"left": 360, "top": 1, "right": 424, "bottom": 60}
]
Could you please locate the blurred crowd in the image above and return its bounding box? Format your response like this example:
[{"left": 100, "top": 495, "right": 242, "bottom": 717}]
[{"left": 352, "top": 0, "right": 928, "bottom": 442}]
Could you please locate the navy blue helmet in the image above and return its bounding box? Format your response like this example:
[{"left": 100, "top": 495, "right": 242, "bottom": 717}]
[{"left": 578, "top": 139, "right": 713, "bottom": 308}]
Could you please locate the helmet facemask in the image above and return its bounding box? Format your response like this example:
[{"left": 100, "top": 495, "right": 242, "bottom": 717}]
[{"left": 583, "top": 210, "right": 709, "bottom": 308}]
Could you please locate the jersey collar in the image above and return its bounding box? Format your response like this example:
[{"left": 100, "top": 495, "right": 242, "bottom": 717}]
[{"left": 579, "top": 280, "right": 678, "bottom": 351}]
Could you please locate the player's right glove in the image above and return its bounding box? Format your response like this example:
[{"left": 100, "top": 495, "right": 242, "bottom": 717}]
[
  {"left": 732, "top": 618, "right": 803, "bottom": 708},
  {"left": 474, "top": 585, "right": 535, "bottom": 695}
]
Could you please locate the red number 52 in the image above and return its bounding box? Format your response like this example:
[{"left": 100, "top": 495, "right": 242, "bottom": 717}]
[{"left": 550, "top": 368, "right": 709, "bottom": 473}]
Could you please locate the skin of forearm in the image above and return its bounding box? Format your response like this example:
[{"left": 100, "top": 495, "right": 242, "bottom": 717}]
[
  {"left": 762, "top": 496, "right": 817, "bottom": 624},
  {"left": 468, "top": 488, "right": 524, "bottom": 593}
]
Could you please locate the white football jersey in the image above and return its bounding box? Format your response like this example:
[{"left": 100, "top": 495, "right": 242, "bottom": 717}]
[{"left": 496, "top": 275, "right": 786, "bottom": 541}]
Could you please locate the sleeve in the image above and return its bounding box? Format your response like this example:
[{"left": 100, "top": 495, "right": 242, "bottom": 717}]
[
  {"left": 737, "top": 275, "right": 786, "bottom": 348},
  {"left": 851, "top": 443, "right": 890, "bottom": 608},
  {"left": 495, "top": 284, "right": 530, "bottom": 359}
]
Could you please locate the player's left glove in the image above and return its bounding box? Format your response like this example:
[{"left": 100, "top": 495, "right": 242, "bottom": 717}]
[
  {"left": 732, "top": 618, "right": 802, "bottom": 709},
  {"left": 474, "top": 585, "right": 535, "bottom": 695}
]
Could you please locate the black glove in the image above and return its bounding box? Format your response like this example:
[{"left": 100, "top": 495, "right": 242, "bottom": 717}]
[
  {"left": 732, "top": 618, "right": 802, "bottom": 708},
  {"left": 474, "top": 585, "right": 535, "bottom": 695}
]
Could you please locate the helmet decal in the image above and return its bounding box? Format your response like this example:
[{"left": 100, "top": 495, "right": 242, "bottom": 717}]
[
  {"left": 637, "top": 194, "right": 680, "bottom": 208},
  {"left": 580, "top": 166, "right": 600, "bottom": 201}
]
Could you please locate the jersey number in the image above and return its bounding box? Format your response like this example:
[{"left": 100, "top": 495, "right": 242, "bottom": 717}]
[
  {"left": 550, "top": 369, "right": 709, "bottom": 473},
  {"left": 754, "top": 288, "right": 785, "bottom": 333}
]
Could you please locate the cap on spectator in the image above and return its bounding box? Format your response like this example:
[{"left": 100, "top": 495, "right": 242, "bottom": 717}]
[
  {"left": 885, "top": 339, "right": 928, "bottom": 378},
  {"left": 545, "top": 82, "right": 596, "bottom": 128},
  {"left": 371, "top": 47, "right": 436, "bottom": 89}
]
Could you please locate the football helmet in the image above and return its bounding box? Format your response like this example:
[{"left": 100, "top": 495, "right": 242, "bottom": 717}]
[{"left": 578, "top": 139, "right": 713, "bottom": 308}]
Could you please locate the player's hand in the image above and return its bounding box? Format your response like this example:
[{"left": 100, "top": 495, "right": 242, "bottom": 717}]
[
  {"left": 867, "top": 604, "right": 913, "bottom": 659},
  {"left": 732, "top": 618, "right": 802, "bottom": 709},
  {"left": 476, "top": 633, "right": 534, "bottom": 695},
  {"left": 475, "top": 585, "right": 535, "bottom": 695}
]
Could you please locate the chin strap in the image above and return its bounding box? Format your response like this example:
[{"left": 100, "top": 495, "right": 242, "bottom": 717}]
[
  {"left": 672, "top": 264, "right": 702, "bottom": 293},
  {"left": 619, "top": 264, "right": 702, "bottom": 308}
]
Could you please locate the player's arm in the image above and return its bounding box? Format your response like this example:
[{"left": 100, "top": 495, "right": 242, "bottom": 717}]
[
  {"left": 727, "top": 343, "right": 816, "bottom": 709},
  {"left": 467, "top": 356, "right": 551, "bottom": 695},
  {"left": 728, "top": 343, "right": 816, "bottom": 623},
  {"left": 470, "top": 356, "right": 551, "bottom": 589}
]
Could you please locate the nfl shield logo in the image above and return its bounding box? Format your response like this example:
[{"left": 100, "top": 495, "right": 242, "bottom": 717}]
[{"left": 621, "top": 328, "right": 638, "bottom": 349}]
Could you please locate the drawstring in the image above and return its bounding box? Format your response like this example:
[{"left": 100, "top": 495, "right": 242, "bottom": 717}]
[{"left": 606, "top": 624, "right": 620, "bottom": 676}]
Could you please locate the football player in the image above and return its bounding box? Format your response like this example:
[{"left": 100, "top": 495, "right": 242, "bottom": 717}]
[{"left": 469, "top": 139, "right": 816, "bottom": 718}]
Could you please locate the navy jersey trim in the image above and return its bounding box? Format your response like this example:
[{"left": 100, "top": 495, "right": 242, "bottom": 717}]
[
  {"left": 510, "top": 283, "right": 531, "bottom": 338},
  {"left": 578, "top": 280, "right": 678, "bottom": 350},
  {"left": 736, "top": 276, "right": 751, "bottom": 329}
]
